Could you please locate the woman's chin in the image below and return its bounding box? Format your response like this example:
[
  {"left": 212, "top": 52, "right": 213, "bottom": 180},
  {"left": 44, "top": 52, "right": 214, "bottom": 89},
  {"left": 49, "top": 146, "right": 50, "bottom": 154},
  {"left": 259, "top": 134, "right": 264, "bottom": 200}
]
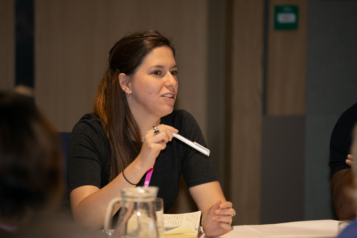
[{"left": 158, "top": 107, "right": 174, "bottom": 118}]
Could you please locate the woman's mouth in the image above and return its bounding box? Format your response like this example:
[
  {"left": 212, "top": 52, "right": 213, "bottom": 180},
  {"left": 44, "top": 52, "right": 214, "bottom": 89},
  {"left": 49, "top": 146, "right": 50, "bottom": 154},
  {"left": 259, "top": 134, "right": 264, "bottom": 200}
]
[
  {"left": 163, "top": 94, "right": 174, "bottom": 98},
  {"left": 162, "top": 93, "right": 175, "bottom": 100}
]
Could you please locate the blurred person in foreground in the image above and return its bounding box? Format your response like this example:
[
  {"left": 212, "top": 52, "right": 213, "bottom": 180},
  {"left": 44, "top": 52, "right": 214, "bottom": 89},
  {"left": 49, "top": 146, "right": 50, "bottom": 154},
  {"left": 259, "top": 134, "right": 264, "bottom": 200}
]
[
  {"left": 330, "top": 103, "right": 357, "bottom": 220},
  {"left": 0, "top": 91, "right": 103, "bottom": 238},
  {"left": 337, "top": 124, "right": 357, "bottom": 238}
]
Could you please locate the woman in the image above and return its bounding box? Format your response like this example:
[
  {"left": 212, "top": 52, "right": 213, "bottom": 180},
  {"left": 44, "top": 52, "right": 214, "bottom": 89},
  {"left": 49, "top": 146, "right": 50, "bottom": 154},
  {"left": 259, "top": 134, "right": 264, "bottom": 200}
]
[{"left": 67, "top": 30, "right": 235, "bottom": 237}]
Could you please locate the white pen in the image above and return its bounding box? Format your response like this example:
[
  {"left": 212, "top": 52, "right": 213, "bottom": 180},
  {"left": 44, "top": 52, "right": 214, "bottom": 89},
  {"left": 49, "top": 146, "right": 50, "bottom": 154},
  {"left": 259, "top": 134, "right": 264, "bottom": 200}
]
[{"left": 173, "top": 133, "right": 210, "bottom": 157}]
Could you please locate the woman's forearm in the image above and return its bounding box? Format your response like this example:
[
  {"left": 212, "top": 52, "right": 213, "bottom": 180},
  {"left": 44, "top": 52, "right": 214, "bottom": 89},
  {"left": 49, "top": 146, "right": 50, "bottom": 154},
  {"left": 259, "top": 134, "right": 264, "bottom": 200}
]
[
  {"left": 331, "top": 168, "right": 355, "bottom": 220},
  {"left": 70, "top": 159, "right": 147, "bottom": 230}
]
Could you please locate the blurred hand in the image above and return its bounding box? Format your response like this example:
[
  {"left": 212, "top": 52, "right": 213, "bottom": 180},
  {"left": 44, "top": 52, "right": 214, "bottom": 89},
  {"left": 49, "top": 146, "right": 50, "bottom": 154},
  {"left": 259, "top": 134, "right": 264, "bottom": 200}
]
[{"left": 346, "top": 154, "right": 353, "bottom": 167}]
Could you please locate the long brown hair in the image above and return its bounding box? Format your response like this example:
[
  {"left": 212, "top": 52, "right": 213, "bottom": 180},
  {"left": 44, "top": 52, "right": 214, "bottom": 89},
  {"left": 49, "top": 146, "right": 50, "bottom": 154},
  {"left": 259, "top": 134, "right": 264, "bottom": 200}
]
[{"left": 94, "top": 30, "right": 175, "bottom": 181}]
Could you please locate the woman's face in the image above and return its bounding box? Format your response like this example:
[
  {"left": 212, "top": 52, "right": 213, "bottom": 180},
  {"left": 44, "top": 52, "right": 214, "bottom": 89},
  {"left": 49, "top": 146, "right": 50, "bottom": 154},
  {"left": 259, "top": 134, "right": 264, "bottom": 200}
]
[{"left": 125, "top": 46, "right": 178, "bottom": 119}]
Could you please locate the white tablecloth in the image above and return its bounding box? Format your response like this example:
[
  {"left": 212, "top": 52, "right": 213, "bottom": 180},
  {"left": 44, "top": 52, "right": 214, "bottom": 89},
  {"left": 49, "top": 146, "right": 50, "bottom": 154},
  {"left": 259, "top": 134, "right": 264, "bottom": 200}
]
[{"left": 212, "top": 220, "right": 347, "bottom": 238}]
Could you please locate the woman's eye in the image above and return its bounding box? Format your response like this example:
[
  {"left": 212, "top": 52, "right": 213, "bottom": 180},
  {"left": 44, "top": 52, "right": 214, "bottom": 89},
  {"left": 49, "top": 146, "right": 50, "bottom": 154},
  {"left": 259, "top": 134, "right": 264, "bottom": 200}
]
[
  {"left": 152, "top": 70, "right": 161, "bottom": 76},
  {"left": 171, "top": 70, "right": 178, "bottom": 76}
]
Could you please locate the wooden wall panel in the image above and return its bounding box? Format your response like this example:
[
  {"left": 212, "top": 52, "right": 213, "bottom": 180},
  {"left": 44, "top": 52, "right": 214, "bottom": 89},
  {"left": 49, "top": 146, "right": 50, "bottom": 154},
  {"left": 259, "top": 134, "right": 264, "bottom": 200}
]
[
  {"left": 0, "top": 0, "right": 14, "bottom": 90},
  {"left": 206, "top": 0, "right": 227, "bottom": 191},
  {"left": 35, "top": 0, "right": 208, "bottom": 138},
  {"left": 230, "top": 0, "right": 263, "bottom": 225},
  {"left": 267, "top": 0, "right": 308, "bottom": 115}
]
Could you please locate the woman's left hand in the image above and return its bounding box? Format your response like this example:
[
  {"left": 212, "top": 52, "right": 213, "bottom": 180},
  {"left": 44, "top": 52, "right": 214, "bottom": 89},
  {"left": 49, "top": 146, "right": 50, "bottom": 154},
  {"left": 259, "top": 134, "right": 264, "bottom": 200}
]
[{"left": 201, "top": 200, "right": 235, "bottom": 237}]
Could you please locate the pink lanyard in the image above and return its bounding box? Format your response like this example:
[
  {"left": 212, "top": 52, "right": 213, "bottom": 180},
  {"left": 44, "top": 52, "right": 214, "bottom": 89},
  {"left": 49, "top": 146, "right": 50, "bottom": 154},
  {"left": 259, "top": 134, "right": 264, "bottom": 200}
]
[
  {"left": 143, "top": 164, "right": 154, "bottom": 187},
  {"left": 0, "top": 221, "right": 18, "bottom": 232},
  {"left": 143, "top": 122, "right": 161, "bottom": 187}
]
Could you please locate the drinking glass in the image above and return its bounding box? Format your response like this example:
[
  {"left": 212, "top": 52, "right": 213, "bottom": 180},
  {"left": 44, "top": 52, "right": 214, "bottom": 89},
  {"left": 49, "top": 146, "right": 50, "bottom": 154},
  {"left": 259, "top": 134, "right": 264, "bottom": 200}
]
[{"left": 153, "top": 198, "right": 164, "bottom": 238}]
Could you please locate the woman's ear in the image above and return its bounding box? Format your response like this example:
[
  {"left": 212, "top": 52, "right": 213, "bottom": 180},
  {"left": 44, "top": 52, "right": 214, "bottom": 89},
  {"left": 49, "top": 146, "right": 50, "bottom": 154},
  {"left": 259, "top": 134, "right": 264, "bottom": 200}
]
[{"left": 118, "top": 73, "right": 132, "bottom": 95}]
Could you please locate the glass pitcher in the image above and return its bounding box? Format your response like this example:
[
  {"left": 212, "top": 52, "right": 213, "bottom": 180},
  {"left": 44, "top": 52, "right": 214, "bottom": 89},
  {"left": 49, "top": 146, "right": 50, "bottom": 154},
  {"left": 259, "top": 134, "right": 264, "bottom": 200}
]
[{"left": 104, "top": 187, "right": 159, "bottom": 238}]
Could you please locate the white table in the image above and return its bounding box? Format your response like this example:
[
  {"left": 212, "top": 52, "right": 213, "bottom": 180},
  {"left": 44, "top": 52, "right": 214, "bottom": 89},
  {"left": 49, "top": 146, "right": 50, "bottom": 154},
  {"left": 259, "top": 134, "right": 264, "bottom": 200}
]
[{"left": 212, "top": 220, "right": 348, "bottom": 238}]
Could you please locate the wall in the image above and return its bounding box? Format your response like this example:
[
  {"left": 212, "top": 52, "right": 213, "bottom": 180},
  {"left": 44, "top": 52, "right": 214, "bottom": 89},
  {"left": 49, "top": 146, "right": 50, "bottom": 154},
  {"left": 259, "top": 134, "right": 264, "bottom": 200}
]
[
  {"left": 261, "top": 0, "right": 308, "bottom": 224},
  {"left": 0, "top": 0, "right": 14, "bottom": 89},
  {"left": 206, "top": 0, "right": 227, "bottom": 197},
  {"left": 229, "top": 0, "right": 264, "bottom": 225},
  {"left": 261, "top": 0, "right": 357, "bottom": 223},
  {"left": 266, "top": 0, "right": 307, "bottom": 115},
  {"left": 35, "top": 0, "right": 209, "bottom": 137}
]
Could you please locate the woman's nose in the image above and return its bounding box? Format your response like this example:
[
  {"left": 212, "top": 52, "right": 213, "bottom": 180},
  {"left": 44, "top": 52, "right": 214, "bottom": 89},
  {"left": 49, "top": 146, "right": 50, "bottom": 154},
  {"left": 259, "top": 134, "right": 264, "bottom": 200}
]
[{"left": 165, "top": 72, "right": 178, "bottom": 87}]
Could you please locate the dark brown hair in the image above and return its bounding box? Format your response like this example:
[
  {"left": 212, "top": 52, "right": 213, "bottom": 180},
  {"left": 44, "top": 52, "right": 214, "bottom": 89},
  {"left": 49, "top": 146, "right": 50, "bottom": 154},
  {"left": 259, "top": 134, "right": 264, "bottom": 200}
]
[
  {"left": 94, "top": 30, "right": 175, "bottom": 181},
  {"left": 0, "top": 92, "right": 64, "bottom": 220}
]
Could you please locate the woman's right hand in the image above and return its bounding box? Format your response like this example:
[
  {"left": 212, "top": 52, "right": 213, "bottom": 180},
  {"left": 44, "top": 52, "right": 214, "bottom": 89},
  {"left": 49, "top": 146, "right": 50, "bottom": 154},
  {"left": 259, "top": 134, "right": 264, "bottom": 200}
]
[{"left": 136, "top": 124, "right": 178, "bottom": 170}]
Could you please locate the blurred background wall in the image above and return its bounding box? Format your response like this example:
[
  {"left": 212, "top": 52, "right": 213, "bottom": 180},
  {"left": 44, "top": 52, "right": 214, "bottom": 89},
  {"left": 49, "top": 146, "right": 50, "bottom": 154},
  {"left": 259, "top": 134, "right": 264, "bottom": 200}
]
[
  {"left": 1, "top": 0, "right": 357, "bottom": 225},
  {"left": 0, "top": 0, "right": 14, "bottom": 90}
]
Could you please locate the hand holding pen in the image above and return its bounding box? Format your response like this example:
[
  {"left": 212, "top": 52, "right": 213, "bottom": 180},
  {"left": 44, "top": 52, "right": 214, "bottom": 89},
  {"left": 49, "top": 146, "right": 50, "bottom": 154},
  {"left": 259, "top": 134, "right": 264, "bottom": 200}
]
[
  {"left": 138, "top": 125, "right": 178, "bottom": 171},
  {"left": 139, "top": 125, "right": 210, "bottom": 171},
  {"left": 151, "top": 125, "right": 210, "bottom": 157}
]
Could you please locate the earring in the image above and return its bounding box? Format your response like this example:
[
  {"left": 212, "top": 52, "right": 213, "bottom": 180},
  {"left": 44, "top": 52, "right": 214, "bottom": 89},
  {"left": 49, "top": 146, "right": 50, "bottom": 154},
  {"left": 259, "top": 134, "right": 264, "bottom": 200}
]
[{"left": 126, "top": 92, "right": 131, "bottom": 97}]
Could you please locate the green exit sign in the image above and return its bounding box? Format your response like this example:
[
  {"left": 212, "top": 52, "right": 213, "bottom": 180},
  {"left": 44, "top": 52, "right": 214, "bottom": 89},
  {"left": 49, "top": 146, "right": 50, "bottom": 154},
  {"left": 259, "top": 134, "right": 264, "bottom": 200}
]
[{"left": 274, "top": 5, "right": 298, "bottom": 30}]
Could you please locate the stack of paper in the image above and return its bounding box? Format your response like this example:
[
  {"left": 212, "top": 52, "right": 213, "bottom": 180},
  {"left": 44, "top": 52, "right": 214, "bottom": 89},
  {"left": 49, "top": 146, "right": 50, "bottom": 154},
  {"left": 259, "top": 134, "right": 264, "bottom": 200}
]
[{"left": 164, "top": 211, "right": 201, "bottom": 238}]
